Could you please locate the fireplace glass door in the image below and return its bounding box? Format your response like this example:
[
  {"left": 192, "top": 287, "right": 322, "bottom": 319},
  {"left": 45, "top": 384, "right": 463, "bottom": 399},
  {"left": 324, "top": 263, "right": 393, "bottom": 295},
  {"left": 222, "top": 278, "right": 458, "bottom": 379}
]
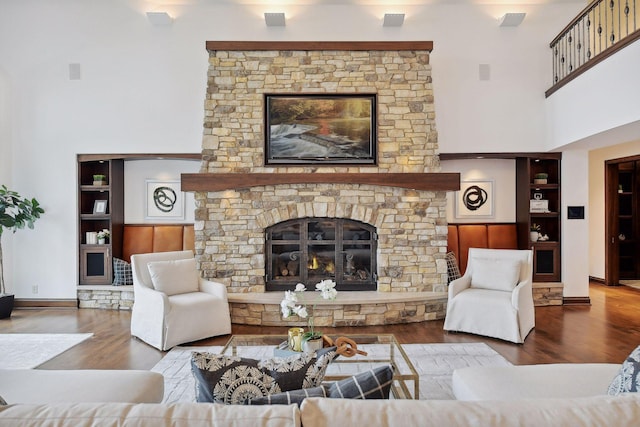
[{"left": 266, "top": 218, "right": 377, "bottom": 291}]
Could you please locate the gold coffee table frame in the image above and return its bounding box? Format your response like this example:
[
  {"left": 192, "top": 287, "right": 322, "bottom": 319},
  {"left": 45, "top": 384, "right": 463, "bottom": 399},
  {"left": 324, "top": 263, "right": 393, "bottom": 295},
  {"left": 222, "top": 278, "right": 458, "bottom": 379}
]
[{"left": 220, "top": 334, "right": 419, "bottom": 399}]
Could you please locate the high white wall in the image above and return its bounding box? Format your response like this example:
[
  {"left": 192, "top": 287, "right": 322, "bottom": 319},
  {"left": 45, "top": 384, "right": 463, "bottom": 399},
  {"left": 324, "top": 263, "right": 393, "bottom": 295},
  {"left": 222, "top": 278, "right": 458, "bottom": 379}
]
[
  {"left": 0, "top": 0, "right": 597, "bottom": 299},
  {"left": 589, "top": 140, "right": 640, "bottom": 280}
]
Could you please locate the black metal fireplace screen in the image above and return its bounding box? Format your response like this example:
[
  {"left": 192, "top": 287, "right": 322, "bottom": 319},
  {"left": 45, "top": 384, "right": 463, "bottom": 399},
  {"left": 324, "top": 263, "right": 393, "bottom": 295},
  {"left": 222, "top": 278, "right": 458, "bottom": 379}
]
[{"left": 265, "top": 217, "right": 377, "bottom": 291}]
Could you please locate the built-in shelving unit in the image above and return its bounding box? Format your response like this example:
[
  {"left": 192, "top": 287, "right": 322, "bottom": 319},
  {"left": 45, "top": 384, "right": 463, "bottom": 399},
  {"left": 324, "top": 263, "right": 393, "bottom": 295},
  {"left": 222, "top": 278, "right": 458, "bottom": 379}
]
[
  {"left": 617, "top": 161, "right": 639, "bottom": 279},
  {"left": 77, "top": 157, "right": 124, "bottom": 285},
  {"left": 516, "top": 155, "right": 562, "bottom": 282}
]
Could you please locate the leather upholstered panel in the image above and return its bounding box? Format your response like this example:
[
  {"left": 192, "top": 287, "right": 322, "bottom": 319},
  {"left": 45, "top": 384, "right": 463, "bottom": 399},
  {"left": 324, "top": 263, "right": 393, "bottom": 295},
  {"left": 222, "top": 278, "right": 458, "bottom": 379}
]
[
  {"left": 487, "top": 225, "right": 519, "bottom": 249},
  {"left": 457, "top": 225, "right": 488, "bottom": 274},
  {"left": 447, "top": 224, "right": 518, "bottom": 274},
  {"left": 152, "top": 226, "right": 184, "bottom": 253},
  {"left": 122, "top": 225, "right": 195, "bottom": 262},
  {"left": 447, "top": 225, "right": 460, "bottom": 262},
  {"left": 123, "top": 226, "right": 154, "bottom": 263}
]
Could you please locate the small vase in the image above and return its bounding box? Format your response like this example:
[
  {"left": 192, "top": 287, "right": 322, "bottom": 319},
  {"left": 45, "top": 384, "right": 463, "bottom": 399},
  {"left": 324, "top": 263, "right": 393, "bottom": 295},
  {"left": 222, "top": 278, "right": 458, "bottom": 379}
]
[
  {"left": 98, "top": 238, "right": 106, "bottom": 245},
  {"left": 530, "top": 231, "right": 539, "bottom": 242},
  {"left": 288, "top": 327, "right": 304, "bottom": 352}
]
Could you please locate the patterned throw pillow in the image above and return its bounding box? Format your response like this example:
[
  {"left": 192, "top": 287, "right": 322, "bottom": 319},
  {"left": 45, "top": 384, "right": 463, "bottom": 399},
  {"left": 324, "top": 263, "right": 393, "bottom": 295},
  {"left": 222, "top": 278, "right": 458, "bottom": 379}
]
[
  {"left": 112, "top": 257, "right": 133, "bottom": 286},
  {"left": 191, "top": 346, "right": 337, "bottom": 404},
  {"left": 0, "top": 394, "right": 7, "bottom": 405},
  {"left": 446, "top": 251, "right": 461, "bottom": 284},
  {"left": 608, "top": 345, "right": 640, "bottom": 395},
  {"left": 247, "top": 365, "right": 393, "bottom": 406}
]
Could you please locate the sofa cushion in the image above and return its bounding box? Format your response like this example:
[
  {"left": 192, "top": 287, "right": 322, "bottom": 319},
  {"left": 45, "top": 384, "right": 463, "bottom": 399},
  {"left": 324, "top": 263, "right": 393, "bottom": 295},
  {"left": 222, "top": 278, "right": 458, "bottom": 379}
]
[
  {"left": 446, "top": 252, "right": 461, "bottom": 284},
  {"left": 0, "top": 395, "right": 6, "bottom": 406},
  {"left": 609, "top": 345, "right": 640, "bottom": 395},
  {"left": 247, "top": 366, "right": 393, "bottom": 406},
  {"left": 112, "top": 257, "right": 133, "bottom": 286},
  {"left": 191, "top": 347, "right": 337, "bottom": 404},
  {"left": 147, "top": 258, "right": 199, "bottom": 296},
  {"left": 471, "top": 258, "right": 520, "bottom": 291}
]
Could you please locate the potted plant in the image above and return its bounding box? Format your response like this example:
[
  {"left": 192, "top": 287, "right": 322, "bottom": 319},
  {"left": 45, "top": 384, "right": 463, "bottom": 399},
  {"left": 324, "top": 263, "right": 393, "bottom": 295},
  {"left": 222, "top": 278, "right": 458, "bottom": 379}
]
[
  {"left": 97, "top": 229, "right": 110, "bottom": 245},
  {"left": 533, "top": 173, "right": 548, "bottom": 184},
  {"left": 93, "top": 174, "right": 107, "bottom": 186},
  {"left": 530, "top": 223, "right": 541, "bottom": 242},
  {"left": 0, "top": 185, "right": 45, "bottom": 318},
  {"left": 281, "top": 279, "right": 337, "bottom": 353}
]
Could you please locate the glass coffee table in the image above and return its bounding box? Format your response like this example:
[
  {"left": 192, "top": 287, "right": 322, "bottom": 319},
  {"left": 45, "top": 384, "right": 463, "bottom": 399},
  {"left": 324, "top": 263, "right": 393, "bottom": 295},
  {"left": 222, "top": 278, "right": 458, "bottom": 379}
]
[{"left": 220, "top": 334, "right": 419, "bottom": 399}]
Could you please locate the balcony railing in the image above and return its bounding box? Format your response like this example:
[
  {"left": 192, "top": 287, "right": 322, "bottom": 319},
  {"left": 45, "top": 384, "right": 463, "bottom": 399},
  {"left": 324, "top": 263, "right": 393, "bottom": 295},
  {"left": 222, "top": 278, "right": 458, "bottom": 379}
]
[{"left": 546, "top": 0, "right": 640, "bottom": 97}]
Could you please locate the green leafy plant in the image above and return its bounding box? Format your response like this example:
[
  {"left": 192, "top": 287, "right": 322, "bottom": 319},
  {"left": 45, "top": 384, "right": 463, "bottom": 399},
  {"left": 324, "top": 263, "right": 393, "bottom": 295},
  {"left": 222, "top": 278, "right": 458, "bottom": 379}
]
[
  {"left": 530, "top": 223, "right": 541, "bottom": 232},
  {"left": 534, "top": 173, "right": 548, "bottom": 179},
  {"left": 93, "top": 174, "right": 106, "bottom": 182},
  {"left": 0, "top": 185, "right": 45, "bottom": 295}
]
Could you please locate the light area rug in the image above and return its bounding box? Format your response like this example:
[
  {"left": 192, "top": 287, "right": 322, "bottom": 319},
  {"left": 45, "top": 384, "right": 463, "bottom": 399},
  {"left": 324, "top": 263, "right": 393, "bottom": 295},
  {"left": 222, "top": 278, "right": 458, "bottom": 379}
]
[
  {"left": 151, "top": 342, "right": 511, "bottom": 403},
  {"left": 0, "top": 333, "right": 93, "bottom": 369}
]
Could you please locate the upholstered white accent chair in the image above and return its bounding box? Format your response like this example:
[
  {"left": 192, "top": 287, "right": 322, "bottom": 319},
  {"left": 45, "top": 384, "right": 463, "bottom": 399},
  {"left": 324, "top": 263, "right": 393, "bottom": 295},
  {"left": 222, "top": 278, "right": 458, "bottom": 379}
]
[
  {"left": 443, "top": 248, "right": 534, "bottom": 344},
  {"left": 131, "top": 250, "right": 231, "bottom": 351}
]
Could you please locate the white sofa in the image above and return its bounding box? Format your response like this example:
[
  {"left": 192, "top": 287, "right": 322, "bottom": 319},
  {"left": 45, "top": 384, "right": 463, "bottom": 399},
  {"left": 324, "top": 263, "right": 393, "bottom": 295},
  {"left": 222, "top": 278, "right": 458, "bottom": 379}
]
[
  {"left": 2, "top": 395, "right": 640, "bottom": 426},
  {"left": 0, "top": 369, "right": 164, "bottom": 404}
]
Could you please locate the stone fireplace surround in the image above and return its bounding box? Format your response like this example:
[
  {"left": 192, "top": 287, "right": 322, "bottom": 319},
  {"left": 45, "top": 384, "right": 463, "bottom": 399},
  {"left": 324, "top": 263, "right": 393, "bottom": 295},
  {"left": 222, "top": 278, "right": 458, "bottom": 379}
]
[{"left": 182, "top": 41, "right": 460, "bottom": 327}]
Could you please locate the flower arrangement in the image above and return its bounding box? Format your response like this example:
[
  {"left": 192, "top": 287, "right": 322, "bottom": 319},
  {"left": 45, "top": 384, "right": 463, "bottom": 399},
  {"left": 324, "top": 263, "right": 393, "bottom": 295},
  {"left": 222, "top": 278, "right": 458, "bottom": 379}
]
[
  {"left": 97, "top": 229, "right": 110, "bottom": 240},
  {"left": 281, "top": 279, "right": 337, "bottom": 341}
]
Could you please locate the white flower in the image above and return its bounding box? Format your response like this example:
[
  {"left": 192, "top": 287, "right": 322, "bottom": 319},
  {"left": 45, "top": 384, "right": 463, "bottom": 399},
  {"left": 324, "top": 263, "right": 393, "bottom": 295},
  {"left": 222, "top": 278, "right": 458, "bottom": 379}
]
[
  {"left": 293, "top": 305, "right": 308, "bottom": 318},
  {"left": 295, "top": 283, "right": 307, "bottom": 292},
  {"left": 283, "top": 290, "right": 298, "bottom": 303},
  {"left": 316, "top": 279, "right": 337, "bottom": 300}
]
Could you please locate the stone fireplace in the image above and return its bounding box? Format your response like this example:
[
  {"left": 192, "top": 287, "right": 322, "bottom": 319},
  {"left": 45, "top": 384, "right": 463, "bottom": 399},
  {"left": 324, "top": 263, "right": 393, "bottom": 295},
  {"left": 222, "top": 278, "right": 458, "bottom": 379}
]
[{"left": 182, "top": 41, "right": 460, "bottom": 326}]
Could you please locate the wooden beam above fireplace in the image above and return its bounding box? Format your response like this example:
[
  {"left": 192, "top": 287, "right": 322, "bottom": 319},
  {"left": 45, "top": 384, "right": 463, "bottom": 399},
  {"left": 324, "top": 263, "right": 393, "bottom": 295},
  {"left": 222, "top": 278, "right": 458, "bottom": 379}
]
[
  {"left": 205, "top": 41, "right": 433, "bottom": 52},
  {"left": 181, "top": 173, "right": 460, "bottom": 192}
]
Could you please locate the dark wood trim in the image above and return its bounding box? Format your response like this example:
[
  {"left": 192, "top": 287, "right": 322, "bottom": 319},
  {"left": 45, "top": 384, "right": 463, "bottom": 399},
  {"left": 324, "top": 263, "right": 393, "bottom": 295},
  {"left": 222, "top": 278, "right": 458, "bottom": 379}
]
[
  {"left": 439, "top": 152, "right": 562, "bottom": 161},
  {"left": 205, "top": 41, "right": 433, "bottom": 52},
  {"left": 589, "top": 276, "right": 606, "bottom": 284},
  {"left": 182, "top": 173, "right": 460, "bottom": 192},
  {"left": 545, "top": 30, "right": 640, "bottom": 97},
  {"left": 77, "top": 153, "right": 200, "bottom": 162},
  {"left": 563, "top": 296, "right": 592, "bottom": 305},
  {"left": 14, "top": 299, "right": 77, "bottom": 308}
]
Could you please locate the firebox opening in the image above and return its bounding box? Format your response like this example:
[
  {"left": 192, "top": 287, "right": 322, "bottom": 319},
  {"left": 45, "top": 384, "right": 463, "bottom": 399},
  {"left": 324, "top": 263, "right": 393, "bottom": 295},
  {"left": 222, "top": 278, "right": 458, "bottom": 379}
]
[{"left": 265, "top": 217, "right": 377, "bottom": 291}]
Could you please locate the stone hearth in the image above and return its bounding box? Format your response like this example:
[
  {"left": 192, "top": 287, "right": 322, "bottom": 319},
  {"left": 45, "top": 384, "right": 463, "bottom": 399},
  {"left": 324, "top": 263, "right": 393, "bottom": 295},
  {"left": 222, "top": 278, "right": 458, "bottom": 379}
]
[{"left": 184, "top": 41, "right": 456, "bottom": 326}]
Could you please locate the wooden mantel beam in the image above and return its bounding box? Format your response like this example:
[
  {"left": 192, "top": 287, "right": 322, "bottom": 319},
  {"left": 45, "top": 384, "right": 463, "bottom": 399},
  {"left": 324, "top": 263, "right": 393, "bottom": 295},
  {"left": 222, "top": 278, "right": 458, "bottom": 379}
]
[
  {"left": 205, "top": 41, "right": 433, "bottom": 52},
  {"left": 181, "top": 173, "right": 460, "bottom": 192}
]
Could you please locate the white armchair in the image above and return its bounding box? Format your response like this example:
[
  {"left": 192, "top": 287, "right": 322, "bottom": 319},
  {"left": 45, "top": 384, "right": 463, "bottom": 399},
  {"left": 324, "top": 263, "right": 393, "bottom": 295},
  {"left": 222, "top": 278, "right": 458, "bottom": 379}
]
[
  {"left": 443, "top": 248, "right": 534, "bottom": 344},
  {"left": 130, "top": 250, "right": 232, "bottom": 351}
]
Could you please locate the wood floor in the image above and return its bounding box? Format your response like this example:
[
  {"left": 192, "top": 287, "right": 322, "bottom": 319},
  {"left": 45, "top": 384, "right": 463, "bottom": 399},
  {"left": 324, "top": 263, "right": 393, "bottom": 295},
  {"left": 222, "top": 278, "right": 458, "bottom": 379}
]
[{"left": 3, "top": 283, "right": 640, "bottom": 370}]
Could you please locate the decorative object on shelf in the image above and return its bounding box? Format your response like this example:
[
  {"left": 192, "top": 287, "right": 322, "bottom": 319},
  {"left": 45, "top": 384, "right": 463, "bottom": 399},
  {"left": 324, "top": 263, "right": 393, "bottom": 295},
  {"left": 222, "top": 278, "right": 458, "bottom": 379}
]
[
  {"left": 281, "top": 279, "right": 337, "bottom": 352},
  {"left": 455, "top": 180, "right": 494, "bottom": 219},
  {"left": 619, "top": 185, "right": 624, "bottom": 193},
  {"left": 93, "top": 200, "right": 107, "bottom": 214},
  {"left": 97, "top": 229, "right": 110, "bottom": 245},
  {"left": 538, "top": 234, "right": 550, "bottom": 241},
  {"left": 533, "top": 173, "right": 548, "bottom": 184},
  {"left": 92, "top": 174, "right": 107, "bottom": 186},
  {"left": 0, "top": 185, "right": 45, "bottom": 319},
  {"left": 331, "top": 336, "right": 368, "bottom": 358},
  {"left": 619, "top": 234, "right": 626, "bottom": 241},
  {"left": 530, "top": 194, "right": 550, "bottom": 213},
  {"left": 85, "top": 231, "right": 98, "bottom": 244},
  {"left": 145, "top": 180, "right": 184, "bottom": 220},
  {"left": 530, "top": 223, "right": 541, "bottom": 242}
]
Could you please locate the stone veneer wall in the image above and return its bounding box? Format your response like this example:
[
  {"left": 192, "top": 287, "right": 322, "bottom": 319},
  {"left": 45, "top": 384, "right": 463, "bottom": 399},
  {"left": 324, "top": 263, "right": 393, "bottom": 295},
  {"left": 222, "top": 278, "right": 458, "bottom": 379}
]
[{"left": 196, "top": 45, "right": 448, "bottom": 294}]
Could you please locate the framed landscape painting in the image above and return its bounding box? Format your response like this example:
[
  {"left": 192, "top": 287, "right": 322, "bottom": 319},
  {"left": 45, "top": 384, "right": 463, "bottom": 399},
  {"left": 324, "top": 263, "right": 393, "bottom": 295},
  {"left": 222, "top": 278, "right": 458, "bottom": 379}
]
[{"left": 264, "top": 94, "right": 377, "bottom": 165}]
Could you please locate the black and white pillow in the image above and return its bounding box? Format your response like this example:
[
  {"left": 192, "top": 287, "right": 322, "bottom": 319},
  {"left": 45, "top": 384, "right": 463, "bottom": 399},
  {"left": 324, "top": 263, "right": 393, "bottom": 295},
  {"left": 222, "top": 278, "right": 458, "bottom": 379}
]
[
  {"left": 247, "top": 365, "right": 393, "bottom": 406},
  {"left": 445, "top": 251, "right": 461, "bottom": 284},
  {"left": 608, "top": 345, "right": 640, "bottom": 395},
  {"left": 0, "top": 394, "right": 7, "bottom": 406},
  {"left": 191, "top": 346, "right": 337, "bottom": 404},
  {"left": 112, "top": 257, "right": 133, "bottom": 286}
]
